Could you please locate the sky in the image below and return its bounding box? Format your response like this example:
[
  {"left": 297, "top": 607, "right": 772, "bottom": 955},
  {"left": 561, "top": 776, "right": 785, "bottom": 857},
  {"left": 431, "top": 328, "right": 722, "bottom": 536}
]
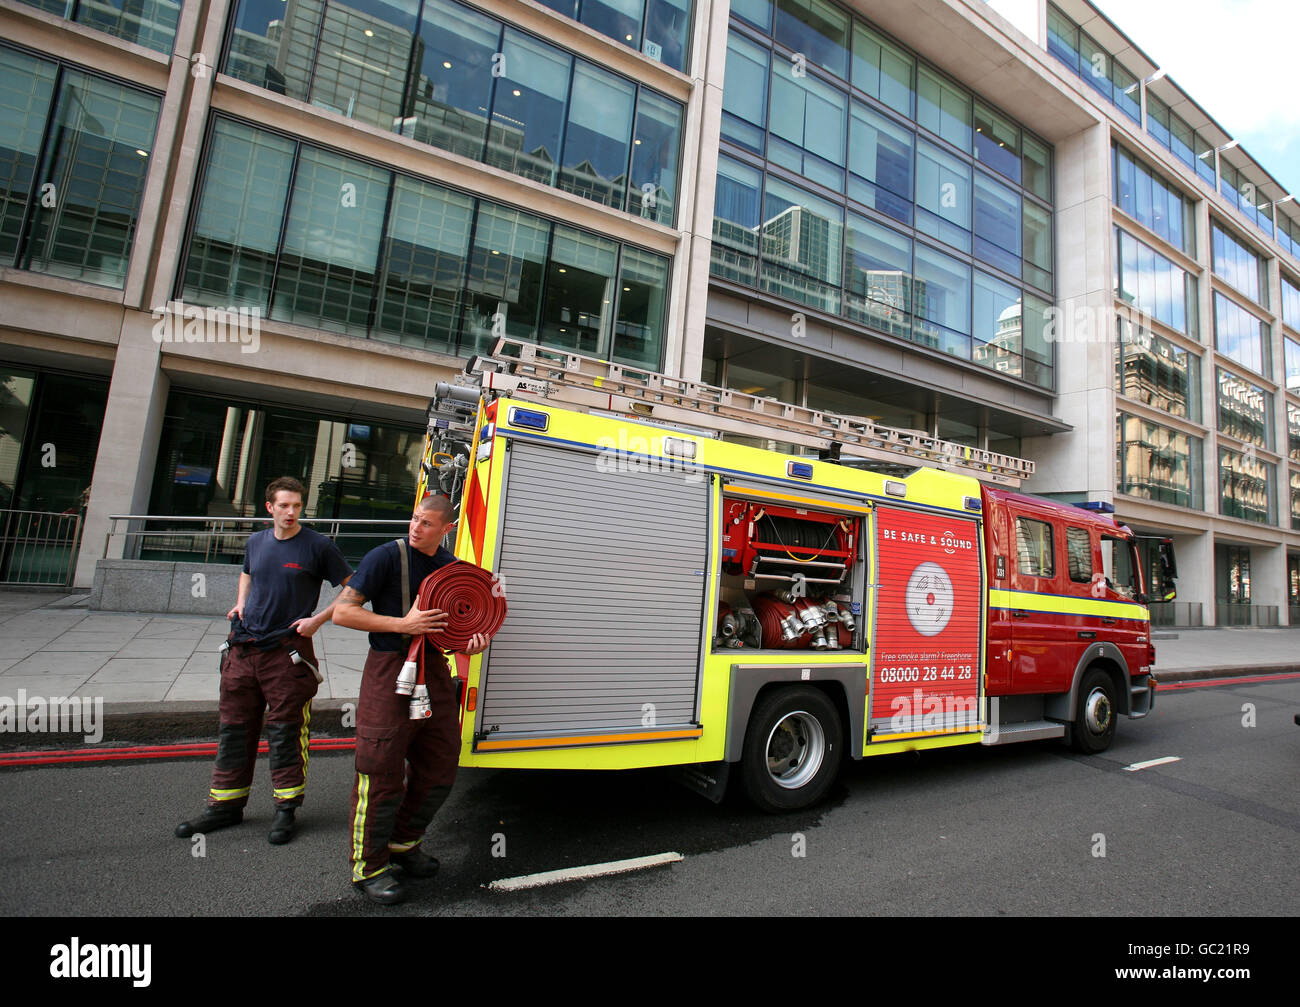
[{"left": 1093, "top": 0, "right": 1300, "bottom": 197}]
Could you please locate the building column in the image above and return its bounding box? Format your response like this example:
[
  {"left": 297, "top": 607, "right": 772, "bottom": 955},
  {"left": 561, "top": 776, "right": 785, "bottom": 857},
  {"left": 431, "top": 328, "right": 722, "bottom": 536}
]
[
  {"left": 1253, "top": 540, "right": 1287, "bottom": 626},
  {"left": 1174, "top": 530, "right": 1213, "bottom": 627},
  {"left": 74, "top": 316, "right": 169, "bottom": 587}
]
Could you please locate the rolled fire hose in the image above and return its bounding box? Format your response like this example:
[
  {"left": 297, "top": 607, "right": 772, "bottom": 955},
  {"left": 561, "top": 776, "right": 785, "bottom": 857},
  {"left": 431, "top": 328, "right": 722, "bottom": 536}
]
[{"left": 398, "top": 561, "right": 508, "bottom": 719}]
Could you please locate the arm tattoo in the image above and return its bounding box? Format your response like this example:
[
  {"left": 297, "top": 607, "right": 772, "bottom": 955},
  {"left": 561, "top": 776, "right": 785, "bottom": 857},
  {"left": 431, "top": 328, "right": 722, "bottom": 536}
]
[{"left": 336, "top": 586, "right": 367, "bottom": 606}]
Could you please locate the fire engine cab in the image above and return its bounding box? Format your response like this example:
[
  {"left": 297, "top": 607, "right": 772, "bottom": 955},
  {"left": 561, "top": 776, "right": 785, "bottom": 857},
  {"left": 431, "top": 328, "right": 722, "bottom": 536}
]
[{"left": 419, "top": 339, "right": 1177, "bottom": 812}]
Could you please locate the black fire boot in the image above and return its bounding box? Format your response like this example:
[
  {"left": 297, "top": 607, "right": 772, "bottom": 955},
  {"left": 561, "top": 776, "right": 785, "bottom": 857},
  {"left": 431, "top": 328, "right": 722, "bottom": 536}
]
[
  {"left": 174, "top": 807, "right": 243, "bottom": 838},
  {"left": 390, "top": 847, "right": 440, "bottom": 878},
  {"left": 353, "top": 871, "right": 407, "bottom": 906},
  {"left": 268, "top": 807, "right": 297, "bottom": 845}
]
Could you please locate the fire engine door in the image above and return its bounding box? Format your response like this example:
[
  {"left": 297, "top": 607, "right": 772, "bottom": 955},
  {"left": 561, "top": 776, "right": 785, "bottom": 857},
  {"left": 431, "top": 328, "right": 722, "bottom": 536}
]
[
  {"left": 474, "top": 439, "right": 710, "bottom": 746},
  {"left": 868, "top": 507, "right": 985, "bottom": 740}
]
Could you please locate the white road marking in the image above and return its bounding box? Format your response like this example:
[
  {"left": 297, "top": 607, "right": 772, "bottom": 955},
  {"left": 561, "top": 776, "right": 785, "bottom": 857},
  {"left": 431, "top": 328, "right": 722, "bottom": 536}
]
[
  {"left": 488, "top": 852, "right": 683, "bottom": 892},
  {"left": 1124, "top": 756, "right": 1182, "bottom": 772}
]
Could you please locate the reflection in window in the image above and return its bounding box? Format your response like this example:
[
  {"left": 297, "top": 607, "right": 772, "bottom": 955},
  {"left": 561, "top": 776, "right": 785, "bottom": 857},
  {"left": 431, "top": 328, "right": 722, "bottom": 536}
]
[
  {"left": 629, "top": 91, "right": 682, "bottom": 225},
  {"left": 462, "top": 203, "right": 549, "bottom": 355},
  {"left": 272, "top": 148, "right": 390, "bottom": 337},
  {"left": 711, "top": 155, "right": 762, "bottom": 286},
  {"left": 913, "top": 243, "right": 970, "bottom": 355},
  {"left": 776, "top": 0, "right": 849, "bottom": 79},
  {"left": 1113, "top": 144, "right": 1194, "bottom": 256},
  {"left": 541, "top": 226, "right": 618, "bottom": 356},
  {"left": 1115, "top": 228, "right": 1195, "bottom": 336},
  {"left": 1114, "top": 317, "right": 1200, "bottom": 421},
  {"left": 760, "top": 176, "right": 842, "bottom": 314},
  {"left": 1219, "top": 448, "right": 1273, "bottom": 524},
  {"left": 0, "top": 48, "right": 58, "bottom": 264},
  {"left": 916, "top": 140, "right": 970, "bottom": 252},
  {"left": 374, "top": 177, "right": 473, "bottom": 353},
  {"left": 403, "top": 0, "right": 499, "bottom": 161},
  {"left": 16, "top": 0, "right": 180, "bottom": 55},
  {"left": 973, "top": 102, "right": 1019, "bottom": 182},
  {"left": 851, "top": 22, "right": 912, "bottom": 117},
  {"left": 21, "top": 70, "right": 161, "bottom": 287},
  {"left": 1213, "top": 292, "right": 1270, "bottom": 377},
  {"left": 844, "top": 212, "right": 911, "bottom": 338},
  {"left": 972, "top": 271, "right": 1021, "bottom": 379},
  {"left": 769, "top": 65, "right": 846, "bottom": 190},
  {"left": 1211, "top": 221, "right": 1267, "bottom": 307},
  {"left": 182, "top": 119, "right": 294, "bottom": 310},
  {"left": 1283, "top": 276, "right": 1300, "bottom": 332},
  {"left": 560, "top": 63, "right": 634, "bottom": 208},
  {"left": 1286, "top": 336, "right": 1300, "bottom": 392},
  {"left": 848, "top": 101, "right": 912, "bottom": 224},
  {"left": 1216, "top": 368, "right": 1271, "bottom": 450},
  {"left": 973, "top": 171, "right": 1021, "bottom": 275},
  {"left": 1015, "top": 517, "right": 1054, "bottom": 578},
  {"left": 488, "top": 31, "right": 571, "bottom": 188},
  {"left": 722, "top": 32, "right": 769, "bottom": 152},
  {"left": 1117, "top": 413, "right": 1201, "bottom": 508},
  {"left": 614, "top": 246, "right": 669, "bottom": 367}
]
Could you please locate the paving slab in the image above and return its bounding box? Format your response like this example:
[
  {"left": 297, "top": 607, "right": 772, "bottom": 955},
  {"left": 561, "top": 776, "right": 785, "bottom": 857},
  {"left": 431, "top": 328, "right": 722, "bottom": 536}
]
[
  {"left": 86, "top": 658, "right": 186, "bottom": 683},
  {"left": 2, "top": 652, "right": 116, "bottom": 677}
]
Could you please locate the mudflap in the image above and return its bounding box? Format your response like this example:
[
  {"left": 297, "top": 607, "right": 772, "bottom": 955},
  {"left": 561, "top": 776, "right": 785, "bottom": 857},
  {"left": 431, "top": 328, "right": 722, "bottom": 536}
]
[{"left": 671, "top": 761, "right": 731, "bottom": 804}]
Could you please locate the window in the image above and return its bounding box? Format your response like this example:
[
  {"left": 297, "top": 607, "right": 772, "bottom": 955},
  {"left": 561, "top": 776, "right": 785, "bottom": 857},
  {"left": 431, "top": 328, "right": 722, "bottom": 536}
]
[
  {"left": 973, "top": 102, "right": 1019, "bottom": 183},
  {"left": 711, "top": 155, "right": 762, "bottom": 285},
  {"left": 973, "top": 170, "right": 1021, "bottom": 275},
  {"left": 1022, "top": 201, "right": 1052, "bottom": 292},
  {"left": 6, "top": 57, "right": 162, "bottom": 288},
  {"left": 1100, "top": 536, "right": 1138, "bottom": 599},
  {"left": 225, "top": 0, "right": 683, "bottom": 222},
  {"left": 1216, "top": 368, "right": 1271, "bottom": 449},
  {"left": 917, "top": 67, "right": 970, "bottom": 151},
  {"left": 851, "top": 22, "right": 912, "bottom": 117},
  {"left": 912, "top": 243, "right": 970, "bottom": 355},
  {"left": 16, "top": 0, "right": 179, "bottom": 54},
  {"left": 722, "top": 32, "right": 769, "bottom": 152},
  {"left": 1113, "top": 145, "right": 1195, "bottom": 256},
  {"left": 844, "top": 212, "right": 911, "bottom": 338},
  {"left": 759, "top": 176, "right": 842, "bottom": 314},
  {"left": 1219, "top": 447, "right": 1274, "bottom": 524},
  {"left": 182, "top": 118, "right": 672, "bottom": 365},
  {"left": 1066, "top": 527, "right": 1093, "bottom": 584},
  {"left": 1283, "top": 275, "right": 1300, "bottom": 332},
  {"left": 776, "top": 0, "right": 849, "bottom": 79},
  {"left": 1213, "top": 292, "right": 1270, "bottom": 378},
  {"left": 916, "top": 139, "right": 970, "bottom": 252},
  {"left": 1115, "top": 228, "right": 1196, "bottom": 336},
  {"left": 1117, "top": 413, "right": 1202, "bottom": 508},
  {"left": 1114, "top": 317, "right": 1200, "bottom": 422},
  {"left": 848, "top": 101, "right": 912, "bottom": 224},
  {"left": 1015, "top": 517, "right": 1055, "bottom": 578},
  {"left": 1286, "top": 336, "right": 1300, "bottom": 392},
  {"left": 1212, "top": 221, "right": 1268, "bottom": 307},
  {"left": 769, "top": 63, "right": 847, "bottom": 190},
  {"left": 972, "top": 271, "right": 1021, "bottom": 378}
]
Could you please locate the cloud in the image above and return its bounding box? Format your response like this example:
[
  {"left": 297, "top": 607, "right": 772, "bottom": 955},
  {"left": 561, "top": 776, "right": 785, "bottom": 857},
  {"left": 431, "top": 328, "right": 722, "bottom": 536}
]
[{"left": 1094, "top": 0, "right": 1300, "bottom": 191}]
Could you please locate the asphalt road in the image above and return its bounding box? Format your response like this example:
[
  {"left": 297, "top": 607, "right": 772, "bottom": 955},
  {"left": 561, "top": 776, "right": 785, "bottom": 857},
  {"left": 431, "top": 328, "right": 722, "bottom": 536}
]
[{"left": 1, "top": 676, "right": 1296, "bottom": 917}]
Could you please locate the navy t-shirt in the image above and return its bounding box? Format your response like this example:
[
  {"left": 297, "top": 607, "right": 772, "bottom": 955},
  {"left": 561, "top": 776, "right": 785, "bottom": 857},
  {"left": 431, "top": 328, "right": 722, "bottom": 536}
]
[
  {"left": 349, "top": 540, "right": 458, "bottom": 652},
  {"left": 239, "top": 528, "right": 352, "bottom": 639}
]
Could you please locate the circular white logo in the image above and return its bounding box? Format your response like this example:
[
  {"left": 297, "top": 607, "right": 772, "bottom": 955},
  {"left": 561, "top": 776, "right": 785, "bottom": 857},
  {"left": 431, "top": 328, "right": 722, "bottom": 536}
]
[{"left": 905, "top": 561, "right": 955, "bottom": 637}]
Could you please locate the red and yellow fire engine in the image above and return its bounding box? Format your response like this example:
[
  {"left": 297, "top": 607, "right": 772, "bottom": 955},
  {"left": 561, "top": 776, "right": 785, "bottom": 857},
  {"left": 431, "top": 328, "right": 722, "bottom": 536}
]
[{"left": 417, "top": 339, "right": 1176, "bottom": 811}]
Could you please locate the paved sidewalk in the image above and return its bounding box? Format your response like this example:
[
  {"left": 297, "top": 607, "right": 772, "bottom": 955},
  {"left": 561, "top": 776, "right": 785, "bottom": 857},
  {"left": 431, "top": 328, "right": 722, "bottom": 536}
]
[
  {"left": 0, "top": 590, "right": 1295, "bottom": 714},
  {"left": 0, "top": 590, "right": 363, "bottom": 708}
]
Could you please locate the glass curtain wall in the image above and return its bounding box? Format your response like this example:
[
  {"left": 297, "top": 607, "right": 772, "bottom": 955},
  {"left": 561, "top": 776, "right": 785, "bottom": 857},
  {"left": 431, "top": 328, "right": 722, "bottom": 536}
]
[
  {"left": 714, "top": 10, "right": 1054, "bottom": 390},
  {"left": 222, "top": 0, "right": 683, "bottom": 224},
  {"left": 1113, "top": 144, "right": 1195, "bottom": 256},
  {"left": 181, "top": 117, "right": 672, "bottom": 366},
  {"left": 0, "top": 45, "right": 161, "bottom": 287},
  {"left": 1219, "top": 447, "right": 1274, "bottom": 523},
  {"left": 536, "top": 0, "right": 692, "bottom": 71},
  {"left": 1114, "top": 228, "right": 1197, "bottom": 336},
  {"left": 1212, "top": 221, "right": 1269, "bottom": 307},
  {"left": 1213, "top": 292, "right": 1270, "bottom": 378},
  {"left": 14, "top": 0, "right": 180, "bottom": 54},
  {"left": 1114, "top": 317, "right": 1200, "bottom": 421}
]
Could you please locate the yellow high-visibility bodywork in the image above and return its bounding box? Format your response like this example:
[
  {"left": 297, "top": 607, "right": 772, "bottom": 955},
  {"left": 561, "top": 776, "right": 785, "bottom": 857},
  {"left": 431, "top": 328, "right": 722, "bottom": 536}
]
[{"left": 446, "top": 394, "right": 989, "bottom": 775}]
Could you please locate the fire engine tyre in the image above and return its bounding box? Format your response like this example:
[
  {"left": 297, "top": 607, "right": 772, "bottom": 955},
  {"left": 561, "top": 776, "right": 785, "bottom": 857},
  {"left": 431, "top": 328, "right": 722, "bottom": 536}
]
[
  {"left": 1072, "top": 667, "right": 1117, "bottom": 754},
  {"left": 741, "top": 687, "right": 842, "bottom": 813}
]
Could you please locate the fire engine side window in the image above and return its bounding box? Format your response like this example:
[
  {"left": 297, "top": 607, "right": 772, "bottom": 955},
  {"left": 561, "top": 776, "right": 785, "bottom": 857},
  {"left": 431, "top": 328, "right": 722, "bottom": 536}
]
[
  {"left": 1101, "top": 536, "right": 1138, "bottom": 600},
  {"left": 1015, "top": 517, "right": 1055, "bottom": 578},
  {"left": 1066, "top": 527, "right": 1093, "bottom": 583}
]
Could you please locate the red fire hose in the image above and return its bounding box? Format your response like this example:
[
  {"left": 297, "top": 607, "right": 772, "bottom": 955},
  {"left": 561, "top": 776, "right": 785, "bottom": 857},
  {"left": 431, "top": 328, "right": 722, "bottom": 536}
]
[{"left": 403, "top": 562, "right": 508, "bottom": 702}]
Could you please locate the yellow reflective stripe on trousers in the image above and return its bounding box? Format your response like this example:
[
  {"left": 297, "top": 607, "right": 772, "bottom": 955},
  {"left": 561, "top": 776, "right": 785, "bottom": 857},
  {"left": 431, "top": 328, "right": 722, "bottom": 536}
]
[
  {"left": 274, "top": 785, "right": 305, "bottom": 800},
  {"left": 388, "top": 838, "right": 420, "bottom": 853},
  {"left": 351, "top": 774, "right": 370, "bottom": 881},
  {"left": 209, "top": 787, "right": 250, "bottom": 801},
  {"left": 299, "top": 700, "right": 311, "bottom": 783},
  {"left": 987, "top": 589, "right": 1148, "bottom": 621}
]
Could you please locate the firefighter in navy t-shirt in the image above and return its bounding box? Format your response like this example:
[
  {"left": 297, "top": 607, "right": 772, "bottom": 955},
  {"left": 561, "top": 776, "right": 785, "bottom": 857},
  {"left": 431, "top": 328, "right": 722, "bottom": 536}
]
[
  {"left": 175, "top": 477, "right": 352, "bottom": 845},
  {"left": 332, "top": 493, "right": 488, "bottom": 905}
]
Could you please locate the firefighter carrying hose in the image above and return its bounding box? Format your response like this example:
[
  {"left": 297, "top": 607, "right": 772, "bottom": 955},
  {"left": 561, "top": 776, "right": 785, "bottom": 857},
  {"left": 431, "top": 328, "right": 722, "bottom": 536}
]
[{"left": 332, "top": 494, "right": 489, "bottom": 906}]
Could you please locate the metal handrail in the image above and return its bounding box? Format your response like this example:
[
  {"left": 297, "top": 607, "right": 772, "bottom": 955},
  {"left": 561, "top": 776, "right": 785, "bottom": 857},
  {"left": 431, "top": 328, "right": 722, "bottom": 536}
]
[
  {"left": 0, "top": 508, "right": 85, "bottom": 587},
  {"left": 105, "top": 515, "right": 411, "bottom": 563}
]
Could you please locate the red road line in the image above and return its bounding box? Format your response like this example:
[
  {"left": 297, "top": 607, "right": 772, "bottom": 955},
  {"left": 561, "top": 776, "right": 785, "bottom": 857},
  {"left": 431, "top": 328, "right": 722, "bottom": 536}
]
[
  {"left": 0, "top": 737, "right": 356, "bottom": 768},
  {"left": 1159, "top": 671, "right": 1300, "bottom": 691}
]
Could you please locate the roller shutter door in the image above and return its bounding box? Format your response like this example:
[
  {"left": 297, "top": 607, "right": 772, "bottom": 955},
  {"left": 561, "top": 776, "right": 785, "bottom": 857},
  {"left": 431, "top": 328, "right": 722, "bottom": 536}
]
[{"left": 476, "top": 439, "right": 709, "bottom": 745}]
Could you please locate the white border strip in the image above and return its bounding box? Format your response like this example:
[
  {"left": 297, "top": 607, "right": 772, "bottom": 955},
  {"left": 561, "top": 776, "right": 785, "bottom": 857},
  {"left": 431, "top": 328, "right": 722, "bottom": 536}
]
[
  {"left": 488, "top": 852, "right": 683, "bottom": 892},
  {"left": 1124, "top": 756, "right": 1181, "bottom": 772}
]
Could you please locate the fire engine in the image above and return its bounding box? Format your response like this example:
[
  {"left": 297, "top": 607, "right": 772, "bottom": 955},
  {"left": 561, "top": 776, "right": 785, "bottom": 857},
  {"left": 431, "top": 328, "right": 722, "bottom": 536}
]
[{"left": 417, "top": 338, "right": 1178, "bottom": 812}]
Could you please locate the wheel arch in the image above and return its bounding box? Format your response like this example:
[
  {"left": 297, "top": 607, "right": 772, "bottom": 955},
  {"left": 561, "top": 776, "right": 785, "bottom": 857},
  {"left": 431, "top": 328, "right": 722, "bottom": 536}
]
[
  {"left": 724, "top": 664, "right": 865, "bottom": 763},
  {"left": 1044, "top": 643, "right": 1131, "bottom": 722}
]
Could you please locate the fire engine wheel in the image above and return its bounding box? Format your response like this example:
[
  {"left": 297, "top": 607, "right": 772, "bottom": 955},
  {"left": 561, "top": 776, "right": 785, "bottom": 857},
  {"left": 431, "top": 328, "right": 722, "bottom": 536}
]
[
  {"left": 741, "top": 687, "right": 842, "bottom": 813},
  {"left": 1072, "top": 667, "right": 1117, "bottom": 754}
]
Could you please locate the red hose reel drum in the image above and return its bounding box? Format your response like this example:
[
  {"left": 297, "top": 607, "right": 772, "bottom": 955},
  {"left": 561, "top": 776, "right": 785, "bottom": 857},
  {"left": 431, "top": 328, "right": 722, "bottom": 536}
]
[{"left": 416, "top": 561, "right": 508, "bottom": 652}]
